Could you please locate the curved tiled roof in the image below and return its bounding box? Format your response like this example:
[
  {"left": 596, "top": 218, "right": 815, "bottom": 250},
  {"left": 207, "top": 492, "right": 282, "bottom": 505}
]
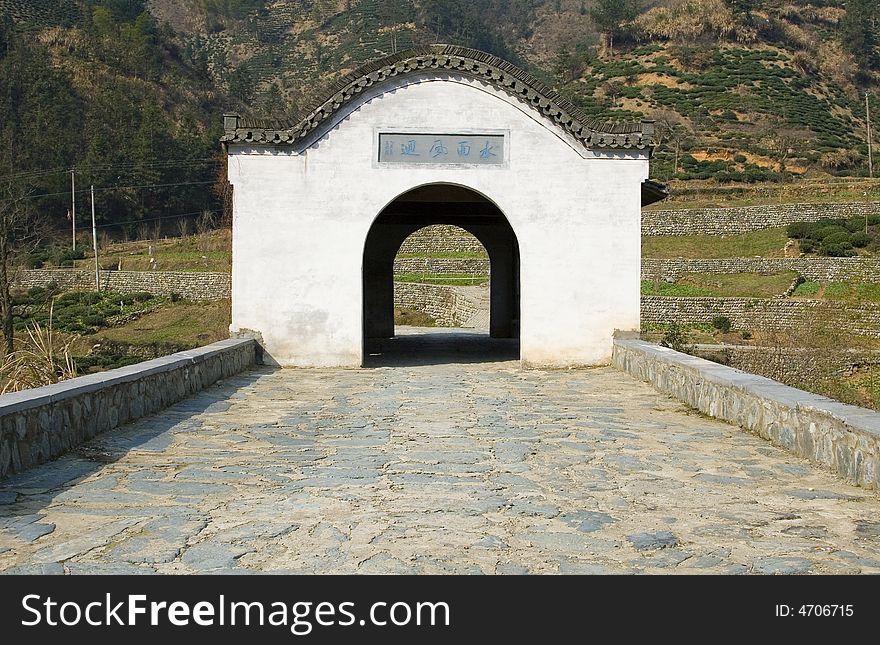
[{"left": 221, "top": 44, "right": 655, "bottom": 150}]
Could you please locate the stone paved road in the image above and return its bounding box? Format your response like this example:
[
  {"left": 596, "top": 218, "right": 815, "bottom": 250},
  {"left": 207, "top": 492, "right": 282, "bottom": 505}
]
[{"left": 2, "top": 332, "right": 880, "bottom": 574}]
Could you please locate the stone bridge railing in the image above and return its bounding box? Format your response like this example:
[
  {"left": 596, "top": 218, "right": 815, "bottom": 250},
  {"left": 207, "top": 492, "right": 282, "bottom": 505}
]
[
  {"left": 0, "top": 338, "right": 257, "bottom": 479},
  {"left": 613, "top": 338, "right": 880, "bottom": 491}
]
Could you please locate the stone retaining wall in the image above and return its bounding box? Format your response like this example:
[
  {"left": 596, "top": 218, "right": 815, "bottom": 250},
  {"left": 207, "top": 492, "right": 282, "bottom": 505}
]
[
  {"left": 393, "top": 257, "right": 490, "bottom": 275},
  {"left": 612, "top": 338, "right": 880, "bottom": 490},
  {"left": 642, "top": 201, "right": 880, "bottom": 236},
  {"left": 642, "top": 257, "right": 880, "bottom": 283},
  {"left": 397, "top": 225, "right": 487, "bottom": 255},
  {"left": 13, "top": 269, "right": 231, "bottom": 300},
  {"left": 394, "top": 282, "right": 480, "bottom": 327},
  {"left": 691, "top": 345, "right": 880, "bottom": 386},
  {"left": 641, "top": 296, "right": 880, "bottom": 337},
  {"left": 0, "top": 338, "right": 257, "bottom": 479}
]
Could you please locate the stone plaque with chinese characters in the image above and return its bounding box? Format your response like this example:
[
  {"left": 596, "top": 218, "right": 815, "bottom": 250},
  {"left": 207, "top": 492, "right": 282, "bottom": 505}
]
[{"left": 378, "top": 133, "right": 504, "bottom": 165}]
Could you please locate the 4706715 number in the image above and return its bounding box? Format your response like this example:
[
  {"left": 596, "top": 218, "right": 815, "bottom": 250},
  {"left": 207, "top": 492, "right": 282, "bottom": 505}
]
[{"left": 775, "top": 605, "right": 854, "bottom": 617}]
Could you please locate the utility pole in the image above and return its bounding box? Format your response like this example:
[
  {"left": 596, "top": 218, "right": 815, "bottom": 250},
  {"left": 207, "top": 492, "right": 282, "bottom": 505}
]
[
  {"left": 91, "top": 185, "right": 99, "bottom": 292},
  {"left": 70, "top": 169, "right": 76, "bottom": 250},
  {"left": 867, "top": 92, "right": 873, "bottom": 180}
]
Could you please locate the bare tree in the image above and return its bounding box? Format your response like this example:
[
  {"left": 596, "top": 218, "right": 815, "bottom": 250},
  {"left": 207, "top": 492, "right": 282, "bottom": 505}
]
[
  {"left": 758, "top": 122, "right": 812, "bottom": 176},
  {"left": 0, "top": 177, "right": 44, "bottom": 355},
  {"left": 652, "top": 109, "right": 691, "bottom": 175},
  {"left": 176, "top": 217, "right": 191, "bottom": 238}
]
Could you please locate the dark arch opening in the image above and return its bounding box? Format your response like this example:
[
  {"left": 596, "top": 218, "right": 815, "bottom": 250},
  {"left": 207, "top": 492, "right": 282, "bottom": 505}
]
[{"left": 362, "top": 184, "right": 520, "bottom": 366}]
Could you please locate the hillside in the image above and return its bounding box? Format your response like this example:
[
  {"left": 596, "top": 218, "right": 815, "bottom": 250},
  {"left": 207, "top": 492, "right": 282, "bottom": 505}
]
[
  {"left": 143, "top": 0, "right": 878, "bottom": 184},
  {"left": 0, "top": 0, "right": 877, "bottom": 243}
]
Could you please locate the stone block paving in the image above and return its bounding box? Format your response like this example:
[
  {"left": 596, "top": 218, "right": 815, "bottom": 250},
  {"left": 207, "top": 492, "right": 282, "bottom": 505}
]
[{"left": 2, "top": 359, "right": 880, "bottom": 574}]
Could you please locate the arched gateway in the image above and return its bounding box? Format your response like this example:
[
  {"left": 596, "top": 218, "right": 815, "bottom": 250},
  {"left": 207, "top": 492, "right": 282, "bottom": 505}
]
[{"left": 223, "top": 45, "right": 666, "bottom": 367}]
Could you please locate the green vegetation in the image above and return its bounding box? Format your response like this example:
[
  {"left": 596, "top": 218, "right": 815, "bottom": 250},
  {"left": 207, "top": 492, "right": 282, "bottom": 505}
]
[
  {"left": 822, "top": 282, "right": 880, "bottom": 304},
  {"left": 76, "top": 229, "right": 233, "bottom": 272},
  {"left": 641, "top": 228, "right": 789, "bottom": 258},
  {"left": 12, "top": 286, "right": 164, "bottom": 335},
  {"left": 91, "top": 298, "right": 230, "bottom": 346},
  {"left": 786, "top": 216, "right": 880, "bottom": 256},
  {"left": 791, "top": 280, "right": 821, "bottom": 297},
  {"left": 640, "top": 280, "right": 714, "bottom": 297},
  {"left": 394, "top": 273, "right": 488, "bottom": 286},
  {"left": 642, "top": 271, "right": 796, "bottom": 298},
  {"left": 0, "top": 1, "right": 225, "bottom": 246}
]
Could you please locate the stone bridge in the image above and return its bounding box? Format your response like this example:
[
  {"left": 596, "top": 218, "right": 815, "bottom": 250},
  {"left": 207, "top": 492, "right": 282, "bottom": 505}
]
[{"left": 1, "top": 329, "right": 880, "bottom": 574}]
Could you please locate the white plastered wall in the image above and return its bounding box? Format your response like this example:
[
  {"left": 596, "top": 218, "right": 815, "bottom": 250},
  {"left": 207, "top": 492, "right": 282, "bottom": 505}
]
[{"left": 227, "top": 74, "right": 648, "bottom": 367}]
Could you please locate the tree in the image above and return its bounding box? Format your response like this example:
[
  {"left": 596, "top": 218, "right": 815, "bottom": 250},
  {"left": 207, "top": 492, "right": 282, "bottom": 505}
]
[
  {"left": 652, "top": 110, "right": 691, "bottom": 175},
  {"left": 0, "top": 178, "right": 44, "bottom": 356},
  {"left": 590, "top": 0, "right": 640, "bottom": 56},
  {"left": 841, "top": 0, "right": 878, "bottom": 79}
]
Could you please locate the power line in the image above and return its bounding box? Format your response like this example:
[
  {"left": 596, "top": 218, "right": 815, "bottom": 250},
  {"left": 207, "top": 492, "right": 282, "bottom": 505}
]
[
  {"left": 0, "top": 157, "right": 222, "bottom": 182},
  {"left": 21, "top": 179, "right": 217, "bottom": 202},
  {"left": 93, "top": 210, "right": 221, "bottom": 230}
]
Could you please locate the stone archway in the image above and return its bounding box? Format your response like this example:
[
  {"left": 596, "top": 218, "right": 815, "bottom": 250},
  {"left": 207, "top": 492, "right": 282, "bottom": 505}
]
[
  {"left": 224, "top": 45, "right": 663, "bottom": 368},
  {"left": 362, "top": 183, "right": 520, "bottom": 354}
]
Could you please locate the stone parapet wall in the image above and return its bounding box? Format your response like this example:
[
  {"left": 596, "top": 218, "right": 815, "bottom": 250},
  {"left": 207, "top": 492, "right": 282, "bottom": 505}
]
[
  {"left": 13, "top": 269, "right": 232, "bottom": 300},
  {"left": 0, "top": 339, "right": 256, "bottom": 479},
  {"left": 394, "top": 282, "right": 480, "bottom": 327},
  {"left": 642, "top": 257, "right": 880, "bottom": 283},
  {"left": 393, "top": 257, "right": 490, "bottom": 275},
  {"left": 641, "top": 296, "right": 880, "bottom": 337},
  {"left": 642, "top": 201, "right": 880, "bottom": 236},
  {"left": 612, "top": 338, "right": 880, "bottom": 490}
]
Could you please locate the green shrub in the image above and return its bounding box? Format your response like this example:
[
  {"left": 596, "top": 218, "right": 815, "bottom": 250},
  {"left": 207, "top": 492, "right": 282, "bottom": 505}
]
[
  {"left": 851, "top": 232, "right": 872, "bottom": 248},
  {"left": 660, "top": 323, "right": 693, "bottom": 353},
  {"left": 845, "top": 216, "right": 868, "bottom": 232},
  {"left": 822, "top": 243, "right": 856, "bottom": 257},
  {"left": 132, "top": 291, "right": 154, "bottom": 302},
  {"left": 811, "top": 225, "right": 848, "bottom": 241},
  {"left": 26, "top": 249, "right": 50, "bottom": 269},
  {"left": 786, "top": 222, "right": 813, "bottom": 238},
  {"left": 711, "top": 315, "right": 732, "bottom": 333},
  {"left": 799, "top": 239, "right": 816, "bottom": 253},
  {"left": 733, "top": 154, "right": 747, "bottom": 163},
  {"left": 84, "top": 314, "right": 106, "bottom": 327},
  {"left": 821, "top": 231, "right": 852, "bottom": 246},
  {"left": 55, "top": 246, "right": 85, "bottom": 267}
]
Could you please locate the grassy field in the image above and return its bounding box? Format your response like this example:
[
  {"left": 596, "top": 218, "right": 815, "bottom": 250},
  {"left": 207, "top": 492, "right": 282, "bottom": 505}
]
[
  {"left": 792, "top": 281, "right": 880, "bottom": 304},
  {"left": 641, "top": 228, "right": 790, "bottom": 259},
  {"left": 73, "top": 230, "right": 232, "bottom": 273},
  {"left": 642, "top": 272, "right": 796, "bottom": 298},
  {"left": 394, "top": 273, "right": 488, "bottom": 286},
  {"left": 88, "top": 299, "right": 231, "bottom": 348}
]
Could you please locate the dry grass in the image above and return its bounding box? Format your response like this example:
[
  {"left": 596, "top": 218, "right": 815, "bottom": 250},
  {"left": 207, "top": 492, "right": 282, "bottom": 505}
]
[
  {"left": 1, "top": 303, "right": 76, "bottom": 394},
  {"left": 88, "top": 299, "right": 231, "bottom": 348},
  {"left": 642, "top": 228, "right": 790, "bottom": 258}
]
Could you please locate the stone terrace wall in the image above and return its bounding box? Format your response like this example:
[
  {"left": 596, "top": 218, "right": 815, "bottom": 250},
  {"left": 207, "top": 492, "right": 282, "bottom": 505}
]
[
  {"left": 397, "top": 225, "right": 487, "bottom": 255},
  {"left": 642, "top": 257, "right": 880, "bottom": 283},
  {"left": 641, "top": 296, "right": 880, "bottom": 337},
  {"left": 643, "top": 201, "right": 880, "bottom": 236},
  {"left": 0, "top": 339, "right": 257, "bottom": 479},
  {"left": 612, "top": 339, "right": 880, "bottom": 490},
  {"left": 394, "top": 282, "right": 480, "bottom": 327},
  {"left": 394, "top": 258, "right": 490, "bottom": 275},
  {"left": 691, "top": 345, "right": 880, "bottom": 387},
  {"left": 14, "top": 270, "right": 231, "bottom": 300}
]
